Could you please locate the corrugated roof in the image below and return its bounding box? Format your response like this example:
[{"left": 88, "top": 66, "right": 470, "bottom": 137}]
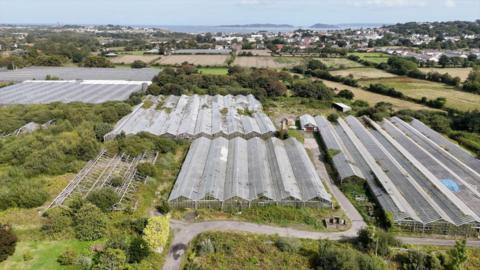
[{"left": 168, "top": 137, "right": 332, "bottom": 204}]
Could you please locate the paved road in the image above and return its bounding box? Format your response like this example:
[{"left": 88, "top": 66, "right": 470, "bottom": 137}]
[{"left": 161, "top": 134, "right": 480, "bottom": 270}]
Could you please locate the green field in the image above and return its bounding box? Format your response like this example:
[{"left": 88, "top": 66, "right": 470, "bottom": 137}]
[
  {"left": 321, "top": 80, "right": 435, "bottom": 111},
  {"left": 359, "top": 77, "right": 480, "bottom": 111},
  {"left": 198, "top": 67, "right": 229, "bottom": 75},
  {"left": 0, "top": 239, "right": 97, "bottom": 270},
  {"left": 330, "top": 67, "right": 397, "bottom": 79},
  {"left": 349, "top": 52, "right": 390, "bottom": 64},
  {"left": 317, "top": 58, "right": 364, "bottom": 69}
]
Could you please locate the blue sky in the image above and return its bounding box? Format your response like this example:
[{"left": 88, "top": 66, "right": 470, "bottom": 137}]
[{"left": 0, "top": 0, "right": 478, "bottom": 25}]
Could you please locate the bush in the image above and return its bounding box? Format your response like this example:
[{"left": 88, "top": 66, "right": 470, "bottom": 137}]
[
  {"left": 74, "top": 203, "right": 107, "bottom": 241},
  {"left": 92, "top": 248, "right": 128, "bottom": 270},
  {"left": 41, "top": 207, "right": 74, "bottom": 238},
  {"left": 131, "top": 60, "right": 147, "bottom": 69},
  {"left": 57, "top": 249, "right": 77, "bottom": 265},
  {"left": 143, "top": 216, "right": 170, "bottom": 251},
  {"left": 155, "top": 199, "right": 171, "bottom": 214},
  {"left": 0, "top": 225, "right": 17, "bottom": 262},
  {"left": 327, "top": 113, "right": 339, "bottom": 122},
  {"left": 274, "top": 237, "right": 301, "bottom": 252},
  {"left": 136, "top": 162, "right": 157, "bottom": 178},
  {"left": 86, "top": 188, "right": 120, "bottom": 212},
  {"left": 83, "top": 56, "right": 113, "bottom": 68},
  {"left": 94, "top": 122, "right": 113, "bottom": 141},
  {"left": 110, "top": 176, "right": 124, "bottom": 187},
  {"left": 337, "top": 89, "right": 354, "bottom": 100},
  {"left": 128, "top": 237, "right": 150, "bottom": 263},
  {"left": 357, "top": 226, "right": 401, "bottom": 257}
]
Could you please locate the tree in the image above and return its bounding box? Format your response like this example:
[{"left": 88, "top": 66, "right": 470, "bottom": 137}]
[
  {"left": 131, "top": 60, "right": 147, "bottom": 69},
  {"left": 83, "top": 56, "right": 113, "bottom": 68},
  {"left": 337, "top": 89, "right": 354, "bottom": 100},
  {"left": 0, "top": 225, "right": 17, "bottom": 262},
  {"left": 92, "top": 248, "right": 128, "bottom": 270},
  {"left": 143, "top": 215, "right": 170, "bottom": 252},
  {"left": 74, "top": 203, "right": 107, "bottom": 241},
  {"left": 128, "top": 237, "right": 150, "bottom": 263},
  {"left": 327, "top": 113, "right": 339, "bottom": 123},
  {"left": 86, "top": 188, "right": 120, "bottom": 212},
  {"left": 447, "top": 239, "right": 468, "bottom": 270}
]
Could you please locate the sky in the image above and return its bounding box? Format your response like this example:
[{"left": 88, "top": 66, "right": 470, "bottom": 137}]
[{"left": 0, "top": 0, "right": 478, "bottom": 26}]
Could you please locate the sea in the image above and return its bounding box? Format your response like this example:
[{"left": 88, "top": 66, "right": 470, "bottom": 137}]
[{"left": 148, "top": 24, "right": 385, "bottom": 34}]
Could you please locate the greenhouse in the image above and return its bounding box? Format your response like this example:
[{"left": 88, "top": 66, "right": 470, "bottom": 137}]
[
  {"left": 316, "top": 115, "right": 480, "bottom": 236},
  {"left": 105, "top": 94, "right": 276, "bottom": 140},
  {"left": 0, "top": 80, "right": 150, "bottom": 104},
  {"left": 168, "top": 137, "right": 332, "bottom": 209}
]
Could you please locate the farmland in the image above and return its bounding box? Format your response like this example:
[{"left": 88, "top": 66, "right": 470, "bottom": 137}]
[
  {"left": 155, "top": 55, "right": 229, "bottom": 66},
  {"left": 110, "top": 54, "right": 161, "bottom": 64},
  {"left": 198, "top": 67, "right": 229, "bottom": 75},
  {"left": 234, "top": 56, "right": 303, "bottom": 68},
  {"left": 330, "top": 67, "right": 398, "bottom": 79},
  {"left": 317, "top": 58, "right": 364, "bottom": 69},
  {"left": 359, "top": 77, "right": 480, "bottom": 111},
  {"left": 348, "top": 52, "right": 390, "bottom": 64},
  {"left": 321, "top": 80, "right": 436, "bottom": 111},
  {"left": 419, "top": 67, "right": 473, "bottom": 81}
]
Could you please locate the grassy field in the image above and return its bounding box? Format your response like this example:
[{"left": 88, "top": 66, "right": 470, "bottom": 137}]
[
  {"left": 317, "top": 58, "right": 364, "bottom": 69},
  {"left": 321, "top": 80, "right": 436, "bottom": 111},
  {"left": 234, "top": 56, "right": 302, "bottom": 69},
  {"left": 110, "top": 54, "right": 160, "bottom": 64},
  {"left": 359, "top": 77, "right": 480, "bottom": 111},
  {"left": 330, "top": 67, "right": 397, "bottom": 79},
  {"left": 419, "top": 67, "right": 473, "bottom": 81},
  {"left": 0, "top": 239, "right": 97, "bottom": 270},
  {"left": 172, "top": 205, "right": 349, "bottom": 232},
  {"left": 198, "top": 67, "right": 229, "bottom": 75},
  {"left": 183, "top": 232, "right": 318, "bottom": 270},
  {"left": 155, "top": 55, "right": 229, "bottom": 66},
  {"left": 349, "top": 52, "right": 390, "bottom": 64}
]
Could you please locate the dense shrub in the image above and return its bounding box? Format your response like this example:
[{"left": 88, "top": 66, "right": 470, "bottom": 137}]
[
  {"left": 136, "top": 163, "right": 157, "bottom": 178},
  {"left": 155, "top": 199, "right": 171, "bottom": 214},
  {"left": 313, "top": 240, "right": 386, "bottom": 270},
  {"left": 337, "top": 89, "right": 354, "bottom": 100},
  {"left": 357, "top": 227, "right": 401, "bottom": 256},
  {"left": 57, "top": 249, "right": 77, "bottom": 265},
  {"left": 367, "top": 83, "right": 404, "bottom": 98},
  {"left": 0, "top": 225, "right": 17, "bottom": 262},
  {"left": 327, "top": 113, "right": 339, "bottom": 122},
  {"left": 74, "top": 203, "right": 107, "bottom": 241},
  {"left": 41, "top": 207, "right": 74, "bottom": 238},
  {"left": 86, "top": 187, "right": 120, "bottom": 212},
  {"left": 291, "top": 80, "right": 334, "bottom": 100},
  {"left": 92, "top": 248, "right": 128, "bottom": 269},
  {"left": 131, "top": 60, "right": 147, "bottom": 69},
  {"left": 83, "top": 56, "right": 113, "bottom": 68},
  {"left": 274, "top": 237, "right": 301, "bottom": 252},
  {"left": 128, "top": 237, "right": 150, "bottom": 263}
]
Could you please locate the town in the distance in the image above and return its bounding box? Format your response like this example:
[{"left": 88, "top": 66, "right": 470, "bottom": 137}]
[{"left": 0, "top": 10, "right": 480, "bottom": 270}]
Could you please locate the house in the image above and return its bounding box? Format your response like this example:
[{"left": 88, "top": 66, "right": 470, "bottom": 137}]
[
  {"left": 332, "top": 103, "right": 352, "bottom": 113},
  {"left": 280, "top": 117, "right": 296, "bottom": 130},
  {"left": 299, "top": 114, "right": 317, "bottom": 132}
]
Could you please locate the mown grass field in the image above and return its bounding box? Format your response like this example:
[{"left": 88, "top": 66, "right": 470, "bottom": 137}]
[
  {"left": 349, "top": 52, "right": 390, "bottom": 64},
  {"left": 359, "top": 77, "right": 480, "bottom": 111},
  {"left": 419, "top": 67, "right": 473, "bottom": 81},
  {"left": 330, "top": 67, "right": 397, "bottom": 79},
  {"left": 317, "top": 58, "right": 364, "bottom": 69},
  {"left": 321, "top": 80, "right": 436, "bottom": 111},
  {"left": 198, "top": 67, "right": 229, "bottom": 75}
]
